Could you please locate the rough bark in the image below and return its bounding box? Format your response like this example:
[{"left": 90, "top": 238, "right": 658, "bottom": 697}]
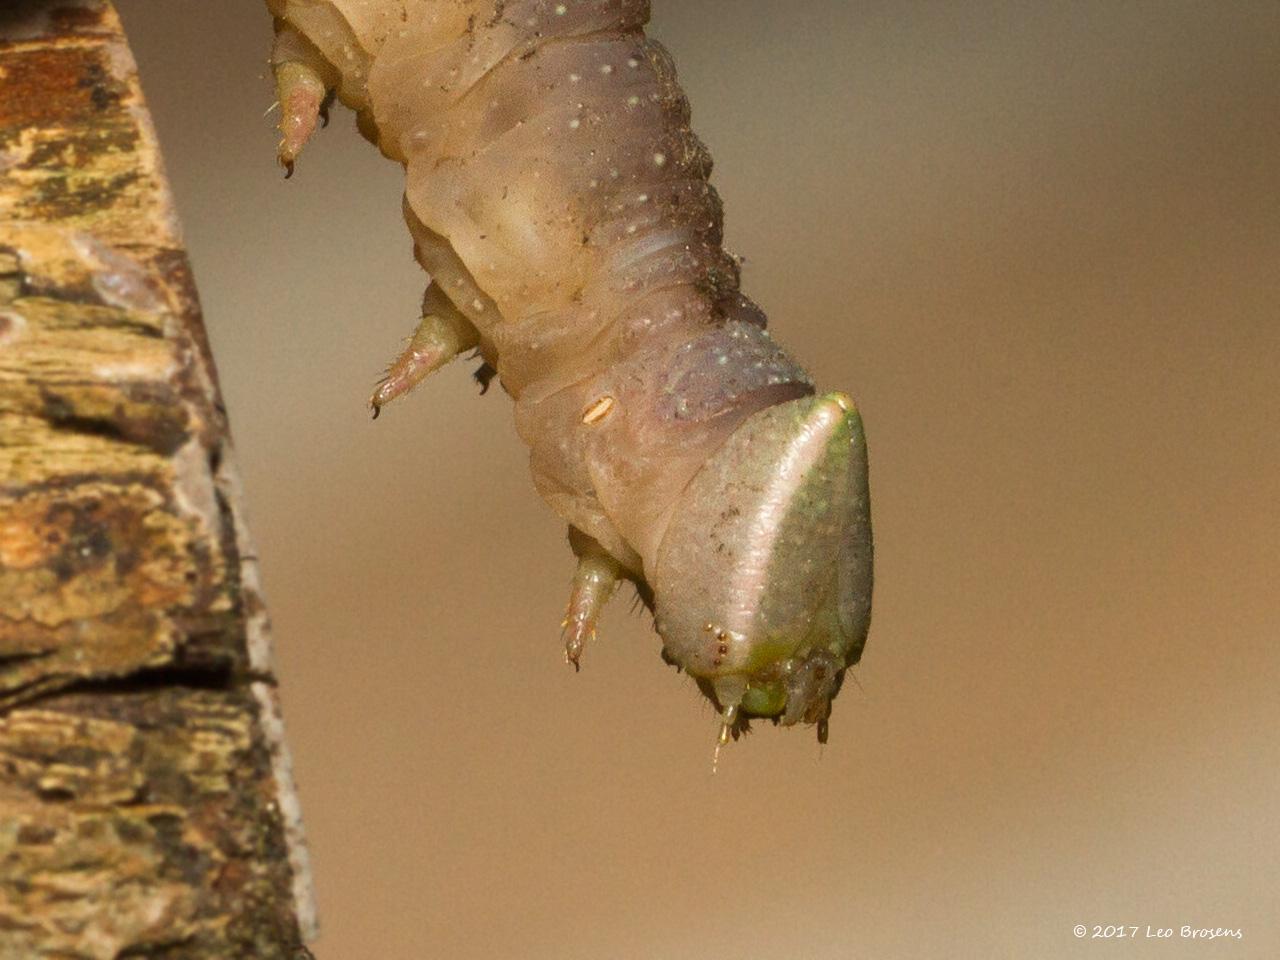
[{"left": 0, "top": 2, "right": 316, "bottom": 957}]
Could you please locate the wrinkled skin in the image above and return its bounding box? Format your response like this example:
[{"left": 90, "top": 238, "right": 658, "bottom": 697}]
[{"left": 267, "top": 0, "right": 872, "bottom": 746}]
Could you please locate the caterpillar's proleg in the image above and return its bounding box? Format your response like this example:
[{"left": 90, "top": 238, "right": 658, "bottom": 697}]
[
  {"left": 561, "top": 528, "right": 622, "bottom": 672},
  {"left": 271, "top": 24, "right": 336, "bottom": 176},
  {"left": 370, "top": 284, "right": 479, "bottom": 418}
]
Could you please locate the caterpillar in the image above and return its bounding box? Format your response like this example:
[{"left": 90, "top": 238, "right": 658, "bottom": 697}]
[{"left": 266, "top": 0, "right": 873, "bottom": 749}]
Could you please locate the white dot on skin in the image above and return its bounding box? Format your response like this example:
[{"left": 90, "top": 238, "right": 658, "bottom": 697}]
[
  {"left": 569, "top": 118, "right": 580, "bottom": 129},
  {"left": 569, "top": 73, "right": 580, "bottom": 82},
  {"left": 627, "top": 95, "right": 640, "bottom": 106},
  {"left": 555, "top": 3, "right": 567, "bottom": 13},
  {"left": 653, "top": 152, "right": 667, "bottom": 166},
  {"left": 600, "top": 63, "right": 613, "bottom": 74},
  {"left": 472, "top": 298, "right": 485, "bottom": 311},
  {"left": 627, "top": 57, "right": 640, "bottom": 68}
]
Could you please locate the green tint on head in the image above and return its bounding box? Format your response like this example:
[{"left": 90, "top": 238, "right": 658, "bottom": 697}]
[
  {"left": 752, "top": 395, "right": 860, "bottom": 660},
  {"left": 741, "top": 680, "right": 788, "bottom": 717},
  {"left": 653, "top": 392, "right": 873, "bottom": 738},
  {"left": 741, "top": 632, "right": 801, "bottom": 674}
]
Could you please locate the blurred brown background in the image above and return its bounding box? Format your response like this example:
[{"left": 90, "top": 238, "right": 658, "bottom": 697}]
[{"left": 112, "top": 2, "right": 1279, "bottom": 957}]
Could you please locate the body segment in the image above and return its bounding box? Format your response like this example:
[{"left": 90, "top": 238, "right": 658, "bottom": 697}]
[{"left": 267, "top": 0, "right": 873, "bottom": 745}]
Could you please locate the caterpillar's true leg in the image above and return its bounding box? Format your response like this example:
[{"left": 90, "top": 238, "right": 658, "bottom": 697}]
[
  {"left": 562, "top": 528, "right": 622, "bottom": 672},
  {"left": 271, "top": 24, "right": 337, "bottom": 176},
  {"left": 370, "top": 284, "right": 480, "bottom": 418}
]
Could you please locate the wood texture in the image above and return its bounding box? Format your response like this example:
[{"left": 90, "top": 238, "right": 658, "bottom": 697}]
[{"left": 0, "top": 3, "right": 315, "bottom": 956}]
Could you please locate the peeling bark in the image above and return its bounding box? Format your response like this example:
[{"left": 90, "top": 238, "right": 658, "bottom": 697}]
[{"left": 0, "top": 3, "right": 315, "bottom": 957}]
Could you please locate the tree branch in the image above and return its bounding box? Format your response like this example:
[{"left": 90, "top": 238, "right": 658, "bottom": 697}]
[{"left": 0, "top": 2, "right": 315, "bottom": 956}]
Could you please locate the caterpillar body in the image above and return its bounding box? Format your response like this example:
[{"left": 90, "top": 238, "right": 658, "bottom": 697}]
[{"left": 267, "top": 0, "right": 873, "bottom": 748}]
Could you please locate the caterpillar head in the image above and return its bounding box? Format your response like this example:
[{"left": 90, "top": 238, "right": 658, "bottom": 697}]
[{"left": 651, "top": 393, "right": 873, "bottom": 743}]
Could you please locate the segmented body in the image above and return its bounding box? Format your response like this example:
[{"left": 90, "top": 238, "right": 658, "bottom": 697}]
[
  {"left": 268, "top": 1, "right": 873, "bottom": 744},
  {"left": 273, "top": 0, "right": 811, "bottom": 569}
]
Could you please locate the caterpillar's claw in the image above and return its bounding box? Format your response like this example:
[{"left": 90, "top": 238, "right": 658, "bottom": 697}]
[
  {"left": 273, "top": 60, "right": 327, "bottom": 173},
  {"left": 473, "top": 360, "right": 497, "bottom": 395},
  {"left": 562, "top": 529, "right": 621, "bottom": 670},
  {"left": 318, "top": 90, "right": 335, "bottom": 128},
  {"left": 368, "top": 315, "right": 456, "bottom": 416},
  {"left": 369, "top": 286, "right": 479, "bottom": 417},
  {"left": 271, "top": 25, "right": 335, "bottom": 173}
]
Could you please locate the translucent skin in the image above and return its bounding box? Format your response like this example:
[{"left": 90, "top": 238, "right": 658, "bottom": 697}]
[{"left": 268, "top": 0, "right": 872, "bottom": 739}]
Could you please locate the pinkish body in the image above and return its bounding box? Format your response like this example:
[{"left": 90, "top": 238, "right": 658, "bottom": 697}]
[{"left": 267, "top": 0, "right": 872, "bottom": 746}]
